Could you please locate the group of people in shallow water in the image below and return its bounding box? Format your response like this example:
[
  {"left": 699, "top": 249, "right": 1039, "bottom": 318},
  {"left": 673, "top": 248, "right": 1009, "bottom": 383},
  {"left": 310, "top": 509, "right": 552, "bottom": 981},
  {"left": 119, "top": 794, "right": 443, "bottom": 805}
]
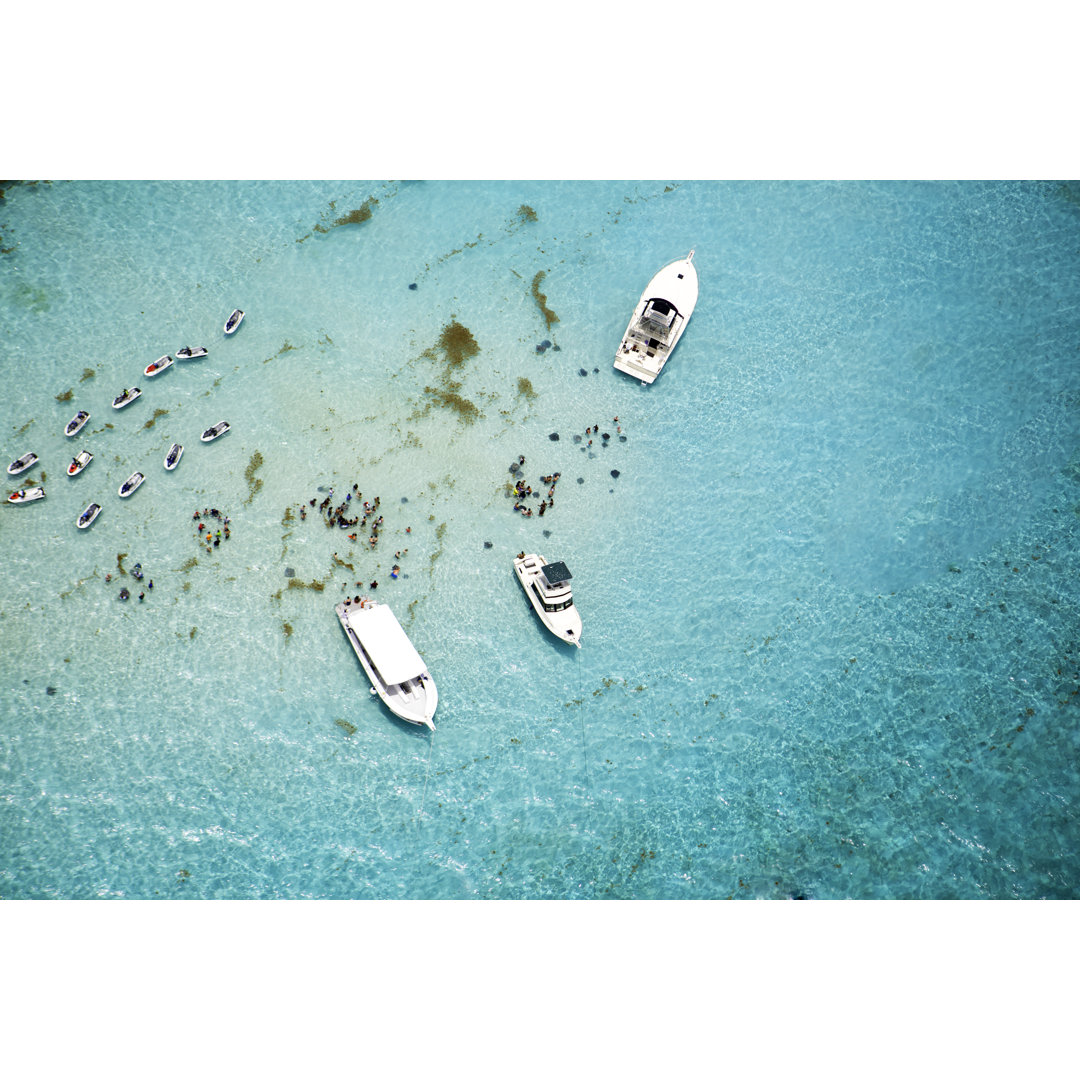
[
  {"left": 509, "top": 453, "right": 564, "bottom": 518},
  {"left": 339, "top": 543, "right": 408, "bottom": 600},
  {"left": 287, "top": 483, "right": 415, "bottom": 594},
  {"left": 580, "top": 416, "right": 622, "bottom": 448},
  {"left": 104, "top": 562, "right": 153, "bottom": 602},
  {"left": 193, "top": 507, "right": 231, "bottom": 551},
  {"left": 507, "top": 417, "right": 624, "bottom": 518},
  {"left": 303, "top": 484, "right": 401, "bottom": 548}
]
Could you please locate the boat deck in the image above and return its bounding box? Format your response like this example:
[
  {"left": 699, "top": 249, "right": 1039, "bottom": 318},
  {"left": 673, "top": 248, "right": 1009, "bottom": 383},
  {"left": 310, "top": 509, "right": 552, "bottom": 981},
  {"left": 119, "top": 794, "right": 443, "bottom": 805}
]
[{"left": 614, "top": 347, "right": 665, "bottom": 384}]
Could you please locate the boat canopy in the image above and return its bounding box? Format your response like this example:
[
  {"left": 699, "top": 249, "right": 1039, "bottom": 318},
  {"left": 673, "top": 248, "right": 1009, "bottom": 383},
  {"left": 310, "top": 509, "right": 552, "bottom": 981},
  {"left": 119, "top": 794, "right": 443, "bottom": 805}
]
[
  {"left": 345, "top": 603, "right": 426, "bottom": 684},
  {"left": 541, "top": 561, "right": 572, "bottom": 586},
  {"left": 643, "top": 298, "right": 677, "bottom": 329}
]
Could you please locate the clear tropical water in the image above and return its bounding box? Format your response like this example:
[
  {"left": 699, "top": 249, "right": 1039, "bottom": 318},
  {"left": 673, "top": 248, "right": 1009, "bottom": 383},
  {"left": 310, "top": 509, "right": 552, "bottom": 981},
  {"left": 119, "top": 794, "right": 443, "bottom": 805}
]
[{"left": 2, "top": 179, "right": 1078, "bottom": 899}]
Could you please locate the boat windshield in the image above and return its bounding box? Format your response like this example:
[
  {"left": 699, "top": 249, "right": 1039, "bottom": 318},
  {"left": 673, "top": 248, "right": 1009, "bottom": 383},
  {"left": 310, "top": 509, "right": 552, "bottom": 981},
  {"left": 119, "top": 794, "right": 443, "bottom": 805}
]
[{"left": 532, "top": 582, "right": 574, "bottom": 612}]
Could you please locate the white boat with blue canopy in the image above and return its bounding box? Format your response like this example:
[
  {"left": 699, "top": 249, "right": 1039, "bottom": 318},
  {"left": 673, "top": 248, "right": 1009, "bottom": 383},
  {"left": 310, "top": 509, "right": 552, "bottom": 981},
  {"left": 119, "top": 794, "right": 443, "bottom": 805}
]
[
  {"left": 335, "top": 599, "right": 438, "bottom": 730},
  {"left": 614, "top": 250, "right": 698, "bottom": 384}
]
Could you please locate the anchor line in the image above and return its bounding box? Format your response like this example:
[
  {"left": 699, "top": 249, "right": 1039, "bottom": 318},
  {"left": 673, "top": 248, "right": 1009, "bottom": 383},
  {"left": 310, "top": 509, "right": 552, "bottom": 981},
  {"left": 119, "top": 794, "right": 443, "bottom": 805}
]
[
  {"left": 419, "top": 728, "right": 434, "bottom": 819},
  {"left": 577, "top": 647, "right": 590, "bottom": 800}
]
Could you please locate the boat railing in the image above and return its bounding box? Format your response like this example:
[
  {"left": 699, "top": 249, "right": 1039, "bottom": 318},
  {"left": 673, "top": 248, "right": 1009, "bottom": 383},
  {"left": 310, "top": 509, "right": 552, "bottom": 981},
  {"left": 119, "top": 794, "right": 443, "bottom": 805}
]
[{"left": 627, "top": 326, "right": 672, "bottom": 351}]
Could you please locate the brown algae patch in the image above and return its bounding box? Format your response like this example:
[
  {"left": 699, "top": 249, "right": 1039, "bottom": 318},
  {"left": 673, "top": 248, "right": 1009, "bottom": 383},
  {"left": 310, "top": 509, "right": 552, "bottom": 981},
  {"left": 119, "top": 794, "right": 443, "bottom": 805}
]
[
  {"left": 414, "top": 320, "right": 483, "bottom": 424},
  {"left": 516, "top": 376, "right": 537, "bottom": 401},
  {"left": 143, "top": 407, "right": 169, "bottom": 430},
  {"left": 282, "top": 621, "right": 293, "bottom": 639},
  {"left": 244, "top": 451, "right": 264, "bottom": 503},
  {"left": 179, "top": 557, "right": 198, "bottom": 573},
  {"left": 517, "top": 204, "right": 538, "bottom": 223},
  {"left": 265, "top": 341, "right": 297, "bottom": 364},
  {"left": 435, "top": 320, "right": 480, "bottom": 372},
  {"left": 287, "top": 578, "right": 326, "bottom": 592},
  {"left": 79, "top": 368, "right": 95, "bottom": 382},
  {"left": 423, "top": 386, "right": 481, "bottom": 423},
  {"left": 56, "top": 388, "right": 73, "bottom": 403},
  {"left": 330, "top": 198, "right": 378, "bottom": 226},
  {"left": 335, "top": 718, "right": 358, "bottom": 736},
  {"left": 531, "top": 271, "right": 559, "bottom": 330},
  {"left": 312, "top": 197, "right": 378, "bottom": 233}
]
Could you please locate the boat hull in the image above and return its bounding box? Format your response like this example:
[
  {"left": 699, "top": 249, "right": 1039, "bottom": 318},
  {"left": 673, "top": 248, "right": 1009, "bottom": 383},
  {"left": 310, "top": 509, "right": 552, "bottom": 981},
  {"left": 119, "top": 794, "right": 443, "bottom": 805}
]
[
  {"left": 118, "top": 472, "right": 145, "bottom": 498},
  {"left": 65, "top": 411, "right": 90, "bottom": 436},
  {"left": 513, "top": 554, "right": 582, "bottom": 647},
  {"left": 145, "top": 356, "right": 173, "bottom": 376},
  {"left": 614, "top": 251, "right": 699, "bottom": 384},
  {"left": 68, "top": 451, "right": 93, "bottom": 476},
  {"left": 224, "top": 310, "right": 245, "bottom": 334},
  {"left": 112, "top": 388, "right": 142, "bottom": 409},
  {"left": 8, "top": 453, "right": 38, "bottom": 475},
  {"left": 335, "top": 601, "right": 437, "bottom": 729},
  {"left": 77, "top": 503, "right": 101, "bottom": 528},
  {"left": 201, "top": 422, "right": 230, "bottom": 442},
  {"left": 164, "top": 443, "right": 184, "bottom": 470},
  {"left": 8, "top": 486, "right": 45, "bottom": 503}
]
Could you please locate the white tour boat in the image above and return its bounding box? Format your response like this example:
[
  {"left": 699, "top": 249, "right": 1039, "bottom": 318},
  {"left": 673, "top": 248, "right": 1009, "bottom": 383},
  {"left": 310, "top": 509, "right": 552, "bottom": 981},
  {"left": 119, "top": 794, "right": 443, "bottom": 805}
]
[
  {"left": 68, "top": 450, "right": 93, "bottom": 476},
  {"left": 77, "top": 502, "right": 101, "bottom": 529},
  {"left": 164, "top": 443, "right": 183, "bottom": 470},
  {"left": 176, "top": 346, "right": 208, "bottom": 360},
  {"left": 335, "top": 598, "right": 438, "bottom": 730},
  {"left": 614, "top": 249, "right": 698, "bottom": 384},
  {"left": 224, "top": 309, "right": 245, "bottom": 335},
  {"left": 7, "top": 452, "right": 38, "bottom": 475},
  {"left": 65, "top": 410, "right": 91, "bottom": 436},
  {"left": 118, "top": 471, "right": 145, "bottom": 498},
  {"left": 145, "top": 355, "right": 173, "bottom": 377},
  {"left": 8, "top": 486, "right": 45, "bottom": 504},
  {"left": 112, "top": 387, "right": 141, "bottom": 409},
  {"left": 513, "top": 553, "right": 582, "bottom": 648},
  {"left": 201, "top": 421, "right": 230, "bottom": 442}
]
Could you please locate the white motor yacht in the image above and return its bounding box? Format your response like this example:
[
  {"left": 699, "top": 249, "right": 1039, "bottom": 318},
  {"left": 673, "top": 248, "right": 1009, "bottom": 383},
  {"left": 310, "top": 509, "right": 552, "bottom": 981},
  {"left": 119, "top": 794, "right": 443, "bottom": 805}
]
[
  {"left": 513, "top": 553, "right": 582, "bottom": 647},
  {"left": 614, "top": 250, "right": 698, "bottom": 384},
  {"left": 335, "top": 599, "right": 438, "bottom": 730}
]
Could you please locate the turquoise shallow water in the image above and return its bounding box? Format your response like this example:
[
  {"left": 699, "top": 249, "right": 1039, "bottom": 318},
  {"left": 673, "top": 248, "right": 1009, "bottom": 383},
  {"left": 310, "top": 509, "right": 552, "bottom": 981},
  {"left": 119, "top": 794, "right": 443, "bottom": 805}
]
[{"left": 1, "top": 179, "right": 1079, "bottom": 899}]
